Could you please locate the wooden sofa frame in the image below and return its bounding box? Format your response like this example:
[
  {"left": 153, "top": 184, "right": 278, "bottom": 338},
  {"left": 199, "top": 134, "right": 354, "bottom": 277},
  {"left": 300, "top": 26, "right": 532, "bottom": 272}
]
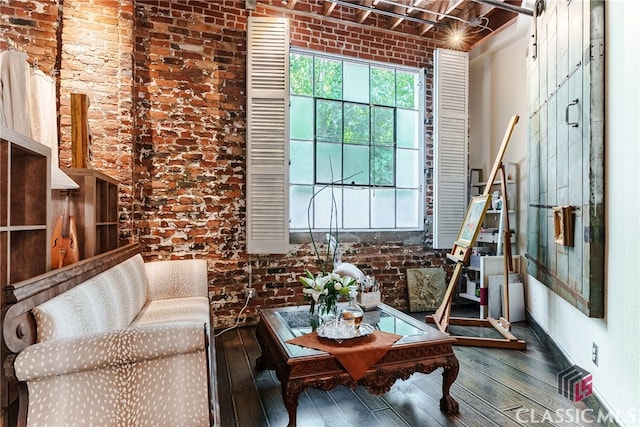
[{"left": 2, "top": 243, "right": 219, "bottom": 427}]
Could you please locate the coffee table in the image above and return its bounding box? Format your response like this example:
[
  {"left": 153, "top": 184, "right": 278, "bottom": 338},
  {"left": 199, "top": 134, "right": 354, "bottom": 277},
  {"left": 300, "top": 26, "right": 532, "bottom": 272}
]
[{"left": 255, "top": 303, "right": 459, "bottom": 427}]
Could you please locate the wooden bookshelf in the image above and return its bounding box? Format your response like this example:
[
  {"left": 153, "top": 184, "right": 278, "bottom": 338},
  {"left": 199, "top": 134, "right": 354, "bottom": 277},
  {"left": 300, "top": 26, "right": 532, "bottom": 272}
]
[
  {"left": 1, "top": 126, "right": 51, "bottom": 426},
  {"left": 53, "top": 168, "right": 119, "bottom": 260}
]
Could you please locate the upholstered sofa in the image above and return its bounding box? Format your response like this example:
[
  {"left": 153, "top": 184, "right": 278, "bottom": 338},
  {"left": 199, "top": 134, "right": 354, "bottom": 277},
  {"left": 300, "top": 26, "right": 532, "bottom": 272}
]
[{"left": 10, "top": 252, "right": 216, "bottom": 426}]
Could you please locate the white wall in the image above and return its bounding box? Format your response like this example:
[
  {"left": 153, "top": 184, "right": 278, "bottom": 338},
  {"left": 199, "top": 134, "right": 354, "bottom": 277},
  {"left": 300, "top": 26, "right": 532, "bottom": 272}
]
[{"left": 469, "top": 1, "right": 640, "bottom": 424}]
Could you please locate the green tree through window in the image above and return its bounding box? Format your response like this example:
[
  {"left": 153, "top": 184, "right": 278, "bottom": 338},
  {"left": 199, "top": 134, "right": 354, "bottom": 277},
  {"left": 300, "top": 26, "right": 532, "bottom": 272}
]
[{"left": 289, "top": 51, "right": 424, "bottom": 231}]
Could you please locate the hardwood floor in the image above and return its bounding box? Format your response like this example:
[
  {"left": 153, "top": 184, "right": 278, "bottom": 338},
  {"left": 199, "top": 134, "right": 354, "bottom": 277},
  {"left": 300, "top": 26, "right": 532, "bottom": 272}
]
[{"left": 215, "top": 307, "right": 605, "bottom": 427}]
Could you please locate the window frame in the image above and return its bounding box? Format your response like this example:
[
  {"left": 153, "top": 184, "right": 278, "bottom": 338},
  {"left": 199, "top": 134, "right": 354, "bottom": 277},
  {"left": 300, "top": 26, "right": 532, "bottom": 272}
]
[{"left": 289, "top": 48, "right": 426, "bottom": 234}]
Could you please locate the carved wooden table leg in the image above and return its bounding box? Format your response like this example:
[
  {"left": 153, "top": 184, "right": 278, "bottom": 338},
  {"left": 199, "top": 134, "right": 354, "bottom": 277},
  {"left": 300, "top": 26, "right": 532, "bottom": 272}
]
[
  {"left": 282, "top": 379, "right": 303, "bottom": 427},
  {"left": 440, "top": 355, "right": 460, "bottom": 415}
]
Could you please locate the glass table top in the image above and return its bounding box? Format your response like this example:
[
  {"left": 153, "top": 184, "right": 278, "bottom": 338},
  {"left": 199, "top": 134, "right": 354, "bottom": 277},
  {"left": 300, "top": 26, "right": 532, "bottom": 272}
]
[{"left": 276, "top": 304, "right": 432, "bottom": 339}]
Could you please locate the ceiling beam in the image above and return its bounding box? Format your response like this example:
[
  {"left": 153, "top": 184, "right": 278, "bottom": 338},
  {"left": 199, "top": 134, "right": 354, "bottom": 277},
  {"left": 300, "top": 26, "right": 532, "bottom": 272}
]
[
  {"left": 323, "top": 1, "right": 337, "bottom": 16},
  {"left": 472, "top": 0, "right": 533, "bottom": 16},
  {"left": 417, "top": 0, "right": 458, "bottom": 35},
  {"left": 356, "top": 0, "right": 375, "bottom": 23},
  {"left": 388, "top": 5, "right": 406, "bottom": 30},
  {"left": 330, "top": 0, "right": 443, "bottom": 27}
]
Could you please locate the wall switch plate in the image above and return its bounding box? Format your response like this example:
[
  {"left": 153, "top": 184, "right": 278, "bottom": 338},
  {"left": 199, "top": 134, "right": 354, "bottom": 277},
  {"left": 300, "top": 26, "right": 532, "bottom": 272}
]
[
  {"left": 592, "top": 342, "right": 598, "bottom": 366},
  {"left": 244, "top": 288, "right": 256, "bottom": 299}
]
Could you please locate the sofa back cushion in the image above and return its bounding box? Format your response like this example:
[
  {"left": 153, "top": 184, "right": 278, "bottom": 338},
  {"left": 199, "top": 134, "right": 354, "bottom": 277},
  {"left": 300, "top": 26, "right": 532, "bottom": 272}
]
[{"left": 33, "top": 254, "right": 148, "bottom": 342}]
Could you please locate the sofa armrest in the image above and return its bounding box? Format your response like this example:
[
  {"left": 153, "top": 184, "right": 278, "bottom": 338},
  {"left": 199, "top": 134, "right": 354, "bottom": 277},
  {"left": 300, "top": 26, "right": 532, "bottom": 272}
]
[
  {"left": 144, "top": 259, "right": 208, "bottom": 300},
  {"left": 14, "top": 322, "right": 206, "bottom": 382}
]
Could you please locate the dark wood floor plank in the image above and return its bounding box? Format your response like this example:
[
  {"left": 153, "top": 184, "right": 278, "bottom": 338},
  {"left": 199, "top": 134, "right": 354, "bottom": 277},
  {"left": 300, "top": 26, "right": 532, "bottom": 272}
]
[
  {"left": 455, "top": 354, "right": 586, "bottom": 427},
  {"left": 352, "top": 386, "right": 391, "bottom": 411},
  {"left": 297, "top": 388, "right": 337, "bottom": 427},
  {"left": 413, "top": 372, "right": 520, "bottom": 427},
  {"left": 380, "top": 377, "right": 452, "bottom": 427},
  {"left": 306, "top": 387, "right": 354, "bottom": 426},
  {"left": 218, "top": 307, "right": 605, "bottom": 427},
  {"left": 214, "top": 333, "right": 237, "bottom": 426},
  {"left": 327, "top": 385, "right": 396, "bottom": 426},
  {"left": 221, "top": 329, "right": 266, "bottom": 424},
  {"left": 255, "top": 369, "right": 289, "bottom": 426},
  {"left": 457, "top": 345, "right": 561, "bottom": 387}
]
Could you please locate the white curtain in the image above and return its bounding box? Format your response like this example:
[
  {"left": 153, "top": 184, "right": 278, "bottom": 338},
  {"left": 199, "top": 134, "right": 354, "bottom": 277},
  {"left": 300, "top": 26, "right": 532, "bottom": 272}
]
[
  {"left": 0, "top": 50, "right": 78, "bottom": 189},
  {"left": 0, "top": 50, "right": 33, "bottom": 136}
]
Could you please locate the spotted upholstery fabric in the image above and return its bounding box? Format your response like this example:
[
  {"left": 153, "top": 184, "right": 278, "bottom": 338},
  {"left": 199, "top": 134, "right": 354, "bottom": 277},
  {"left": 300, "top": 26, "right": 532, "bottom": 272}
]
[
  {"left": 33, "top": 254, "right": 149, "bottom": 342},
  {"left": 132, "top": 296, "right": 211, "bottom": 327},
  {"left": 144, "top": 258, "right": 208, "bottom": 301},
  {"left": 15, "top": 255, "right": 212, "bottom": 426}
]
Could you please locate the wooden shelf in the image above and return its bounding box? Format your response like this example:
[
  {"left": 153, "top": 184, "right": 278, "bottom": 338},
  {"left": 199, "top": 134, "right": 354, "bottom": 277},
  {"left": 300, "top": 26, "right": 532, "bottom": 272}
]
[
  {"left": 1, "top": 126, "right": 51, "bottom": 421},
  {"left": 54, "top": 168, "right": 119, "bottom": 260},
  {"left": 0, "top": 128, "right": 51, "bottom": 287},
  {"left": 459, "top": 293, "right": 480, "bottom": 302}
]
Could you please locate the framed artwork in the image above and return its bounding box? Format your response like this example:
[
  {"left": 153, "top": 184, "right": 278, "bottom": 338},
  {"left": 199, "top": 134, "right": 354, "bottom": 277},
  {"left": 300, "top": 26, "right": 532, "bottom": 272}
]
[
  {"left": 406, "top": 267, "right": 446, "bottom": 312},
  {"left": 454, "top": 194, "right": 491, "bottom": 248}
]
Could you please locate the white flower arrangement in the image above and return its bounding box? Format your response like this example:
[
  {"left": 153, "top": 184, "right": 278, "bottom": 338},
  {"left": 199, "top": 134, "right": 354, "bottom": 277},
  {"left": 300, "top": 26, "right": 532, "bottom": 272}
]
[{"left": 299, "top": 270, "right": 355, "bottom": 316}]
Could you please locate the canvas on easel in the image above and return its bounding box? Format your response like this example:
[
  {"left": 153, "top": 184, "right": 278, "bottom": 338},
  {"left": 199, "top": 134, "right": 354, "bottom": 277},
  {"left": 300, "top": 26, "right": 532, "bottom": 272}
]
[{"left": 427, "top": 114, "right": 526, "bottom": 350}]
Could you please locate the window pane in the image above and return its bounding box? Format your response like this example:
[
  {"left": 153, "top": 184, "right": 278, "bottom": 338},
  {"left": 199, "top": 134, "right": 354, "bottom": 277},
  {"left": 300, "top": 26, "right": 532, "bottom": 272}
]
[
  {"left": 396, "top": 189, "right": 419, "bottom": 227},
  {"left": 343, "top": 188, "right": 370, "bottom": 228},
  {"left": 290, "top": 96, "right": 314, "bottom": 140},
  {"left": 372, "top": 107, "right": 394, "bottom": 145},
  {"left": 371, "top": 67, "right": 395, "bottom": 106},
  {"left": 371, "top": 188, "right": 395, "bottom": 228},
  {"left": 396, "top": 148, "right": 419, "bottom": 188},
  {"left": 371, "top": 146, "right": 394, "bottom": 186},
  {"left": 316, "top": 100, "right": 342, "bottom": 143},
  {"left": 313, "top": 185, "right": 342, "bottom": 229},
  {"left": 290, "top": 140, "right": 314, "bottom": 184},
  {"left": 290, "top": 53, "right": 313, "bottom": 96},
  {"left": 290, "top": 185, "right": 314, "bottom": 229},
  {"left": 316, "top": 142, "right": 342, "bottom": 183},
  {"left": 344, "top": 103, "right": 370, "bottom": 145},
  {"left": 343, "top": 62, "right": 369, "bottom": 103},
  {"left": 396, "top": 71, "right": 418, "bottom": 109},
  {"left": 397, "top": 109, "right": 418, "bottom": 148},
  {"left": 315, "top": 57, "right": 342, "bottom": 100},
  {"left": 343, "top": 145, "right": 370, "bottom": 185}
]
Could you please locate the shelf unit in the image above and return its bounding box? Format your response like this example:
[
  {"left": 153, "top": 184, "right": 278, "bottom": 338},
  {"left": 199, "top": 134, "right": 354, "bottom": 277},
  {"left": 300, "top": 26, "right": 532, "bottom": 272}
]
[
  {"left": 0, "top": 128, "right": 51, "bottom": 287},
  {"left": 459, "top": 162, "right": 519, "bottom": 305},
  {"left": 471, "top": 162, "right": 518, "bottom": 254},
  {"left": 53, "top": 168, "right": 119, "bottom": 260},
  {"left": 1, "top": 126, "right": 51, "bottom": 424}
]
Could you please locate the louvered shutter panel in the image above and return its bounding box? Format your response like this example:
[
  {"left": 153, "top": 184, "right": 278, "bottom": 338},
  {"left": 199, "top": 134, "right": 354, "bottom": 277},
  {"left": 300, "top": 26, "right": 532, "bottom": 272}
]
[
  {"left": 246, "top": 17, "right": 290, "bottom": 254},
  {"left": 433, "top": 49, "right": 469, "bottom": 249}
]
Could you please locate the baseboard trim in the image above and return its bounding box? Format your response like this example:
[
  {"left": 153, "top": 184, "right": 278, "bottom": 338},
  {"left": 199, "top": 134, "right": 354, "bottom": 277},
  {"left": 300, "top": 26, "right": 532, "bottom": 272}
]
[{"left": 526, "top": 311, "right": 620, "bottom": 427}]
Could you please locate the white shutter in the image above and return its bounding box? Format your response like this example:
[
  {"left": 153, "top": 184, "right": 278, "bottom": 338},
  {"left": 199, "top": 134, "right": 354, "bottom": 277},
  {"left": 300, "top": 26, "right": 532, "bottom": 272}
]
[
  {"left": 433, "top": 49, "right": 469, "bottom": 249},
  {"left": 246, "top": 17, "right": 290, "bottom": 254}
]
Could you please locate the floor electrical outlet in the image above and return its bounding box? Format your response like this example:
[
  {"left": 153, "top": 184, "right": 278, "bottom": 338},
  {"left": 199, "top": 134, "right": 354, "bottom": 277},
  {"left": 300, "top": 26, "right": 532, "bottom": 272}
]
[{"left": 244, "top": 288, "right": 256, "bottom": 299}]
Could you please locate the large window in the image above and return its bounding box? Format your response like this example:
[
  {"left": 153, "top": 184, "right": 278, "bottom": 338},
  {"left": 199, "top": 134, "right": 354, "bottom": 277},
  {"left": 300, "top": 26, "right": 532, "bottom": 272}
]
[{"left": 289, "top": 51, "right": 424, "bottom": 231}]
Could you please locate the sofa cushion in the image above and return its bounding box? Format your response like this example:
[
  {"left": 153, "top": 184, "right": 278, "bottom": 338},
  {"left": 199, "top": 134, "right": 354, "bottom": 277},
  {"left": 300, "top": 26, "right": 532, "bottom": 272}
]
[
  {"left": 131, "top": 296, "right": 210, "bottom": 327},
  {"left": 33, "top": 254, "right": 148, "bottom": 342},
  {"left": 144, "top": 258, "right": 208, "bottom": 301},
  {"left": 15, "top": 323, "right": 209, "bottom": 426}
]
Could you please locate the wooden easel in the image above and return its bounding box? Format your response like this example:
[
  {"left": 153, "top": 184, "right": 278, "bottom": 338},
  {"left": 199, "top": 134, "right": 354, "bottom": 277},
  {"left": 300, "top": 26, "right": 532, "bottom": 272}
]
[{"left": 427, "top": 115, "right": 526, "bottom": 350}]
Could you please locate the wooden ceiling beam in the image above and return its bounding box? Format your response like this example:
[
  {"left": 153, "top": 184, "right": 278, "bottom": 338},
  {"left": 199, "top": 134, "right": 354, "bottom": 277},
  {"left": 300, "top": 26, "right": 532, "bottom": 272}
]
[
  {"left": 388, "top": 5, "right": 406, "bottom": 30},
  {"left": 356, "top": 0, "right": 374, "bottom": 23},
  {"left": 417, "top": 0, "right": 465, "bottom": 36},
  {"left": 323, "top": 1, "right": 336, "bottom": 16}
]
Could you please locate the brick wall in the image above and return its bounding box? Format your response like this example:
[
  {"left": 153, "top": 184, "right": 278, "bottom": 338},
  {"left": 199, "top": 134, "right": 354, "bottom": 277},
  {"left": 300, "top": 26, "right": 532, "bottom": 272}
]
[
  {"left": 2, "top": 0, "right": 135, "bottom": 244},
  {"left": 133, "top": 1, "right": 450, "bottom": 327},
  {"left": 4, "top": 0, "right": 452, "bottom": 329}
]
